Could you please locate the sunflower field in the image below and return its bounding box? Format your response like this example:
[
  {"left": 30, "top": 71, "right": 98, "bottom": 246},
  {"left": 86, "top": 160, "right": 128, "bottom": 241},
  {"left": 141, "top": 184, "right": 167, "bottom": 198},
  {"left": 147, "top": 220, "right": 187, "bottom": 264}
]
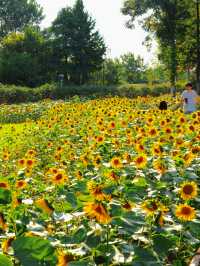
[{"left": 0, "top": 95, "right": 200, "bottom": 266}]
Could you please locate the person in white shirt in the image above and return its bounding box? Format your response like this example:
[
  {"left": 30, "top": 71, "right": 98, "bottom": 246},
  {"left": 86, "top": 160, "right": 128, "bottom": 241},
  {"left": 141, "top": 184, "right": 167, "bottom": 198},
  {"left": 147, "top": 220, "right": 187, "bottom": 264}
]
[{"left": 181, "top": 83, "right": 199, "bottom": 114}]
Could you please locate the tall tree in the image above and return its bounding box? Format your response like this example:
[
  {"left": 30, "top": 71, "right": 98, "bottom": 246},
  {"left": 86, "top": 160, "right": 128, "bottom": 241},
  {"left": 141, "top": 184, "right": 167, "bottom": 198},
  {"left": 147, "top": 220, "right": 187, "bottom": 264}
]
[
  {"left": 51, "top": 0, "right": 106, "bottom": 85},
  {"left": 0, "top": 27, "right": 52, "bottom": 87},
  {"left": 0, "top": 0, "right": 43, "bottom": 38},
  {"left": 122, "top": 0, "right": 190, "bottom": 87},
  {"left": 120, "top": 53, "right": 146, "bottom": 83}
]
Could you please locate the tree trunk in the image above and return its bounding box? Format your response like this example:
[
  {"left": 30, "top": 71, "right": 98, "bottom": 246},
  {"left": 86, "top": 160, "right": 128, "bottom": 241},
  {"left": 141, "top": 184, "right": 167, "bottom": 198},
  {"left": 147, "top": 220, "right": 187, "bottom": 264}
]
[{"left": 169, "top": 39, "right": 177, "bottom": 96}]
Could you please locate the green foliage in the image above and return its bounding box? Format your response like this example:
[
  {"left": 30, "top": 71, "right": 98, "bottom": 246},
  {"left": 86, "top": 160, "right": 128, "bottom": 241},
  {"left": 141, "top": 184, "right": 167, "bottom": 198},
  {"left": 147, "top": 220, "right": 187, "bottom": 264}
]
[
  {"left": 0, "top": 82, "right": 185, "bottom": 104},
  {"left": 0, "top": 0, "right": 43, "bottom": 38},
  {"left": 0, "top": 254, "right": 13, "bottom": 266},
  {"left": 122, "top": 0, "right": 196, "bottom": 86},
  {"left": 94, "top": 53, "right": 148, "bottom": 85},
  {"left": 51, "top": 0, "right": 106, "bottom": 85},
  {"left": 120, "top": 53, "right": 147, "bottom": 83},
  {"left": 103, "top": 58, "right": 122, "bottom": 85},
  {"left": 0, "top": 27, "right": 53, "bottom": 87},
  {"left": 12, "top": 236, "right": 57, "bottom": 266},
  {"left": 0, "top": 188, "right": 12, "bottom": 204}
]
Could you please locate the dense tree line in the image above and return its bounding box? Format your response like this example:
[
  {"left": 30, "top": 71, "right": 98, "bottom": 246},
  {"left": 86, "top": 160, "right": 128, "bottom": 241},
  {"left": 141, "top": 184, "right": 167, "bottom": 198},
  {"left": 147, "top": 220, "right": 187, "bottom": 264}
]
[
  {"left": 0, "top": 0, "right": 196, "bottom": 87},
  {"left": 0, "top": 0, "right": 106, "bottom": 87}
]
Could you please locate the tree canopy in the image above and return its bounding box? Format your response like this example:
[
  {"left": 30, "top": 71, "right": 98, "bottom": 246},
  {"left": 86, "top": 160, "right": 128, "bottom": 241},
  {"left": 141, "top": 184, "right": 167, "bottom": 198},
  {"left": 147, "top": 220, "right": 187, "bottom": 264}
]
[
  {"left": 0, "top": 0, "right": 44, "bottom": 38},
  {"left": 51, "top": 0, "right": 106, "bottom": 85}
]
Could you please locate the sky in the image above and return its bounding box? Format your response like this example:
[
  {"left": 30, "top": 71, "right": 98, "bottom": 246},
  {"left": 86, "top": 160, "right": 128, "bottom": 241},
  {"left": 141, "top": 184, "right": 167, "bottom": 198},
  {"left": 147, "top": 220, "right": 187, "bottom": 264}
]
[{"left": 36, "top": 0, "right": 157, "bottom": 64}]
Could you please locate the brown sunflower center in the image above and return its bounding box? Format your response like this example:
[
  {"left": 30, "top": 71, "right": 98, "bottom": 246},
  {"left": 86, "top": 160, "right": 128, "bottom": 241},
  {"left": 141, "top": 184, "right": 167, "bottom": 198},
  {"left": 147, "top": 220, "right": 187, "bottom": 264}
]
[
  {"left": 55, "top": 174, "right": 63, "bottom": 181},
  {"left": 183, "top": 185, "right": 193, "bottom": 195},
  {"left": 148, "top": 202, "right": 158, "bottom": 211},
  {"left": 136, "top": 157, "right": 144, "bottom": 164},
  {"left": 113, "top": 159, "right": 120, "bottom": 165},
  {"left": 181, "top": 206, "right": 192, "bottom": 215},
  {"left": 95, "top": 205, "right": 104, "bottom": 214},
  {"left": 0, "top": 183, "right": 7, "bottom": 188}
]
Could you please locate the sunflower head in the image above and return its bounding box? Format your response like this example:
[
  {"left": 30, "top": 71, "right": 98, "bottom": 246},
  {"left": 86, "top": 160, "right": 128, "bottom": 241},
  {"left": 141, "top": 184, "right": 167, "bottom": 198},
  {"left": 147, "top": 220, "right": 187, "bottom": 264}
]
[
  {"left": 179, "top": 181, "right": 198, "bottom": 200},
  {"left": 135, "top": 154, "right": 147, "bottom": 169},
  {"left": 110, "top": 157, "right": 122, "bottom": 169},
  {"left": 84, "top": 202, "right": 111, "bottom": 224},
  {"left": 36, "top": 198, "right": 54, "bottom": 215},
  {"left": 16, "top": 180, "right": 27, "bottom": 190},
  {"left": 175, "top": 204, "right": 196, "bottom": 221},
  {"left": 0, "top": 181, "right": 9, "bottom": 190},
  {"left": 142, "top": 200, "right": 159, "bottom": 215}
]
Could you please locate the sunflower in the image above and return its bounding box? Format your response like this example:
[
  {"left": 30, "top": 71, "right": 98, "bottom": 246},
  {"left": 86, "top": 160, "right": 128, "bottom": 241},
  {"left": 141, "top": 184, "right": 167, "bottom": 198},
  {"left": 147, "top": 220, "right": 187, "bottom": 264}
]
[
  {"left": 93, "top": 155, "right": 102, "bottom": 168},
  {"left": 152, "top": 143, "right": 163, "bottom": 156},
  {"left": 135, "top": 143, "right": 145, "bottom": 153},
  {"left": 123, "top": 152, "right": 132, "bottom": 163},
  {"left": 47, "top": 168, "right": 56, "bottom": 176},
  {"left": 0, "top": 181, "right": 9, "bottom": 189},
  {"left": 56, "top": 146, "right": 64, "bottom": 153},
  {"left": 183, "top": 152, "right": 194, "bottom": 166},
  {"left": 109, "top": 121, "right": 116, "bottom": 129},
  {"left": 57, "top": 250, "right": 74, "bottom": 266},
  {"left": 52, "top": 171, "right": 67, "bottom": 185},
  {"left": 35, "top": 198, "right": 54, "bottom": 215},
  {"left": 18, "top": 158, "right": 26, "bottom": 168},
  {"left": 110, "top": 157, "right": 122, "bottom": 169},
  {"left": 122, "top": 201, "right": 134, "bottom": 211},
  {"left": 175, "top": 204, "right": 196, "bottom": 221},
  {"left": 165, "top": 127, "right": 172, "bottom": 134},
  {"left": 96, "top": 135, "right": 105, "bottom": 144},
  {"left": 153, "top": 159, "right": 167, "bottom": 174},
  {"left": 26, "top": 149, "right": 36, "bottom": 157},
  {"left": 179, "top": 181, "right": 198, "bottom": 200},
  {"left": 135, "top": 154, "right": 147, "bottom": 169},
  {"left": 76, "top": 170, "right": 83, "bottom": 180},
  {"left": 12, "top": 194, "right": 22, "bottom": 208},
  {"left": 26, "top": 158, "right": 36, "bottom": 168},
  {"left": 25, "top": 168, "right": 32, "bottom": 177},
  {"left": 3, "top": 153, "right": 9, "bottom": 161},
  {"left": 47, "top": 142, "right": 53, "bottom": 148},
  {"left": 0, "top": 213, "right": 7, "bottom": 231},
  {"left": 16, "top": 180, "right": 27, "bottom": 190},
  {"left": 87, "top": 181, "right": 106, "bottom": 201},
  {"left": 84, "top": 202, "right": 111, "bottom": 224},
  {"left": 107, "top": 171, "right": 119, "bottom": 182},
  {"left": 2, "top": 237, "right": 15, "bottom": 254},
  {"left": 148, "top": 127, "right": 157, "bottom": 137},
  {"left": 142, "top": 200, "right": 159, "bottom": 215}
]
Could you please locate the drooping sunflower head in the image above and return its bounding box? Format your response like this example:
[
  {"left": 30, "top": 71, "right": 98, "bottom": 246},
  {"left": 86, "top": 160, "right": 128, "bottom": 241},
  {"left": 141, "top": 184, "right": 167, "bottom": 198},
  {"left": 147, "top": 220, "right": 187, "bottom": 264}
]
[
  {"left": 87, "top": 181, "right": 106, "bottom": 201},
  {"left": 179, "top": 181, "right": 198, "bottom": 200},
  {"left": 153, "top": 159, "right": 167, "bottom": 174},
  {"left": 141, "top": 200, "right": 159, "bottom": 215},
  {"left": 84, "top": 202, "right": 111, "bottom": 224},
  {"left": 35, "top": 198, "right": 54, "bottom": 215},
  {"left": 182, "top": 152, "right": 194, "bottom": 166},
  {"left": 57, "top": 250, "right": 74, "bottom": 266},
  {"left": 2, "top": 237, "right": 15, "bottom": 254}
]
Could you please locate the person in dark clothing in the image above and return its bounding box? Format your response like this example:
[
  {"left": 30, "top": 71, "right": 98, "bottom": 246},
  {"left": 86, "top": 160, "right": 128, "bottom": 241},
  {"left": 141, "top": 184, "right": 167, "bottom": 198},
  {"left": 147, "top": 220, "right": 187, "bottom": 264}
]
[{"left": 159, "top": 101, "right": 168, "bottom": 110}]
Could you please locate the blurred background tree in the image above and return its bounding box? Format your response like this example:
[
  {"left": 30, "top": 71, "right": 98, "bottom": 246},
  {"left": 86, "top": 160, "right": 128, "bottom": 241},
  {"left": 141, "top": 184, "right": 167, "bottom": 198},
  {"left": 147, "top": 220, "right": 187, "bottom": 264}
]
[{"left": 0, "top": 0, "right": 43, "bottom": 38}]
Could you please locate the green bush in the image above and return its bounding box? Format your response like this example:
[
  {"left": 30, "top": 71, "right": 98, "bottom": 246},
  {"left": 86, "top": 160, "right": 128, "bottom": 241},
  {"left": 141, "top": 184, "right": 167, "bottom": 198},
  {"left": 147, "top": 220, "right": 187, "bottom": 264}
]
[{"left": 0, "top": 82, "right": 185, "bottom": 104}]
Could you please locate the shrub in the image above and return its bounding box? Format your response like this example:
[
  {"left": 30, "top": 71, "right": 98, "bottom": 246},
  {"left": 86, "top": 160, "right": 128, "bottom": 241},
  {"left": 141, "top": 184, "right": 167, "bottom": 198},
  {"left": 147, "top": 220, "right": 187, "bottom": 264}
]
[{"left": 0, "top": 82, "right": 185, "bottom": 104}]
